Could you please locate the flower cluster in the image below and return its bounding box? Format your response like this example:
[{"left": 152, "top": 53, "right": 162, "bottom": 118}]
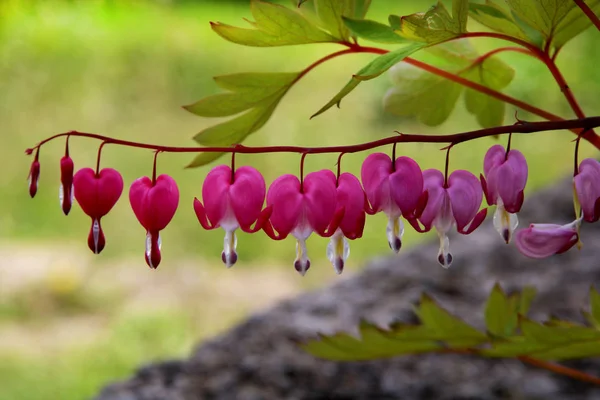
[{"left": 27, "top": 139, "right": 600, "bottom": 275}]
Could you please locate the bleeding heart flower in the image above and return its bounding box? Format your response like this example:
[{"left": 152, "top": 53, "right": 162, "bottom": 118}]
[
  {"left": 415, "top": 169, "right": 487, "bottom": 268},
  {"left": 514, "top": 218, "right": 581, "bottom": 259},
  {"left": 326, "top": 172, "right": 366, "bottom": 274},
  {"left": 73, "top": 168, "right": 124, "bottom": 254},
  {"left": 129, "top": 175, "right": 179, "bottom": 269},
  {"left": 361, "top": 153, "right": 425, "bottom": 253},
  {"left": 28, "top": 153, "right": 40, "bottom": 198},
  {"left": 574, "top": 158, "right": 600, "bottom": 223},
  {"left": 264, "top": 170, "right": 344, "bottom": 276},
  {"left": 481, "top": 144, "right": 528, "bottom": 243},
  {"left": 194, "top": 165, "right": 269, "bottom": 268},
  {"left": 59, "top": 155, "right": 75, "bottom": 215}
]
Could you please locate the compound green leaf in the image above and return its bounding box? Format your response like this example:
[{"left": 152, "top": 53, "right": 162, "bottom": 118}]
[
  {"left": 518, "top": 286, "right": 537, "bottom": 316},
  {"left": 468, "top": 2, "right": 528, "bottom": 40},
  {"left": 395, "top": 2, "right": 466, "bottom": 43},
  {"left": 213, "top": 72, "right": 299, "bottom": 92},
  {"left": 312, "top": 42, "right": 425, "bottom": 118},
  {"left": 342, "top": 17, "right": 409, "bottom": 44},
  {"left": 485, "top": 284, "right": 519, "bottom": 337},
  {"left": 590, "top": 286, "right": 600, "bottom": 327},
  {"left": 353, "top": 0, "right": 372, "bottom": 19},
  {"left": 452, "top": 0, "right": 469, "bottom": 33},
  {"left": 314, "top": 0, "right": 354, "bottom": 40},
  {"left": 553, "top": 0, "right": 600, "bottom": 49},
  {"left": 211, "top": 0, "right": 337, "bottom": 47},
  {"left": 416, "top": 294, "right": 488, "bottom": 347},
  {"left": 186, "top": 152, "right": 228, "bottom": 169},
  {"left": 388, "top": 14, "right": 402, "bottom": 30},
  {"left": 506, "top": 0, "right": 575, "bottom": 37}
]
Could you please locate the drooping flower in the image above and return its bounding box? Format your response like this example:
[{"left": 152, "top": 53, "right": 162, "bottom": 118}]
[
  {"left": 574, "top": 158, "right": 600, "bottom": 223},
  {"left": 327, "top": 172, "right": 366, "bottom": 274},
  {"left": 129, "top": 175, "right": 179, "bottom": 269},
  {"left": 59, "top": 155, "right": 75, "bottom": 215},
  {"left": 361, "top": 153, "right": 425, "bottom": 253},
  {"left": 480, "top": 144, "right": 528, "bottom": 243},
  {"left": 264, "top": 170, "right": 343, "bottom": 276},
  {"left": 73, "top": 168, "right": 124, "bottom": 254},
  {"left": 515, "top": 219, "right": 581, "bottom": 259},
  {"left": 415, "top": 169, "right": 487, "bottom": 268},
  {"left": 28, "top": 152, "right": 41, "bottom": 198},
  {"left": 193, "top": 165, "right": 269, "bottom": 268}
]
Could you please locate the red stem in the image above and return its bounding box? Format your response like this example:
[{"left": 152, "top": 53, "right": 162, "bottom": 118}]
[
  {"left": 574, "top": 0, "right": 600, "bottom": 31},
  {"left": 518, "top": 356, "right": 600, "bottom": 386},
  {"left": 28, "top": 118, "right": 600, "bottom": 157},
  {"left": 95, "top": 141, "right": 107, "bottom": 175}
]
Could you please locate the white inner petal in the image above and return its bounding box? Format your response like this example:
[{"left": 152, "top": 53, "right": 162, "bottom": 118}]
[
  {"left": 437, "top": 232, "right": 452, "bottom": 269},
  {"left": 219, "top": 198, "right": 240, "bottom": 231},
  {"left": 386, "top": 216, "right": 404, "bottom": 253},
  {"left": 294, "top": 237, "right": 310, "bottom": 276},
  {"left": 92, "top": 219, "right": 101, "bottom": 254},
  {"left": 222, "top": 229, "right": 238, "bottom": 268},
  {"left": 493, "top": 203, "right": 518, "bottom": 244},
  {"left": 327, "top": 229, "right": 350, "bottom": 274}
]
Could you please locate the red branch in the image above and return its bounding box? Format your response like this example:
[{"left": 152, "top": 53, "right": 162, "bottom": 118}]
[
  {"left": 574, "top": 0, "right": 600, "bottom": 31},
  {"left": 518, "top": 356, "right": 600, "bottom": 386},
  {"left": 28, "top": 117, "right": 600, "bottom": 157}
]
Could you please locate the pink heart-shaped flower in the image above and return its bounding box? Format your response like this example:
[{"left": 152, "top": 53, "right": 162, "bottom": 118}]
[
  {"left": 129, "top": 174, "right": 179, "bottom": 269},
  {"left": 73, "top": 167, "right": 124, "bottom": 254}
]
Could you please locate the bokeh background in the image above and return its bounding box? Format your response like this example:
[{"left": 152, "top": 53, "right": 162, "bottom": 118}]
[{"left": 1, "top": 0, "right": 599, "bottom": 399}]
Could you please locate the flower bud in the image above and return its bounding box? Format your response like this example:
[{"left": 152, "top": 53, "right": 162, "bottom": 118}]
[{"left": 60, "top": 156, "right": 75, "bottom": 215}]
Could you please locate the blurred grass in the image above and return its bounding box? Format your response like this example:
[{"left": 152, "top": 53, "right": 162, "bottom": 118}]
[{"left": 0, "top": 1, "right": 599, "bottom": 399}]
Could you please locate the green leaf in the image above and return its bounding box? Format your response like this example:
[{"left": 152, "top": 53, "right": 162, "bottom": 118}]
[
  {"left": 468, "top": 2, "right": 528, "bottom": 40},
  {"left": 452, "top": 0, "right": 469, "bottom": 32},
  {"left": 388, "top": 14, "right": 402, "bottom": 30},
  {"left": 394, "top": 2, "right": 466, "bottom": 43},
  {"left": 353, "top": 0, "right": 372, "bottom": 19},
  {"left": 485, "top": 284, "right": 519, "bottom": 337},
  {"left": 553, "top": 0, "right": 600, "bottom": 49},
  {"left": 518, "top": 286, "right": 537, "bottom": 316},
  {"left": 342, "top": 17, "right": 409, "bottom": 44},
  {"left": 384, "top": 40, "right": 514, "bottom": 128},
  {"left": 312, "top": 42, "right": 425, "bottom": 118},
  {"left": 314, "top": 0, "right": 354, "bottom": 40},
  {"left": 506, "top": 0, "right": 575, "bottom": 37},
  {"left": 211, "top": 0, "right": 337, "bottom": 47},
  {"left": 185, "top": 72, "right": 299, "bottom": 167}
]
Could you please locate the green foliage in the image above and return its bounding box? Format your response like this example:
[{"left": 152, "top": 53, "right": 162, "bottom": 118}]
[
  {"left": 384, "top": 41, "right": 514, "bottom": 127},
  {"left": 303, "top": 284, "right": 600, "bottom": 362},
  {"left": 311, "top": 43, "right": 425, "bottom": 118},
  {"left": 342, "top": 17, "right": 408, "bottom": 44}
]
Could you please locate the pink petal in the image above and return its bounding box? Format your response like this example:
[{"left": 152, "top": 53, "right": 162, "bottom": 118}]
[
  {"left": 201, "top": 165, "right": 233, "bottom": 226},
  {"left": 336, "top": 173, "right": 366, "bottom": 239},
  {"left": 230, "top": 166, "right": 266, "bottom": 229},
  {"left": 360, "top": 153, "right": 395, "bottom": 215},
  {"left": 515, "top": 223, "right": 579, "bottom": 259},
  {"left": 73, "top": 168, "right": 124, "bottom": 219},
  {"left": 304, "top": 170, "right": 338, "bottom": 235},
  {"left": 447, "top": 170, "right": 483, "bottom": 232},
  {"left": 266, "top": 174, "right": 303, "bottom": 236},
  {"left": 390, "top": 156, "right": 424, "bottom": 217},
  {"left": 495, "top": 150, "right": 528, "bottom": 213},
  {"left": 419, "top": 169, "right": 445, "bottom": 230},
  {"left": 483, "top": 144, "right": 506, "bottom": 177},
  {"left": 575, "top": 158, "right": 600, "bottom": 222},
  {"left": 129, "top": 175, "right": 180, "bottom": 232}
]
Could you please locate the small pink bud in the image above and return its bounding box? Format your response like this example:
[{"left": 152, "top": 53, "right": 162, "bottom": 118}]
[
  {"left": 515, "top": 220, "right": 581, "bottom": 259},
  {"left": 73, "top": 168, "right": 124, "bottom": 254},
  {"left": 574, "top": 158, "right": 600, "bottom": 223},
  {"left": 28, "top": 156, "right": 41, "bottom": 198},
  {"left": 60, "top": 156, "right": 75, "bottom": 215},
  {"left": 129, "top": 175, "right": 179, "bottom": 269}
]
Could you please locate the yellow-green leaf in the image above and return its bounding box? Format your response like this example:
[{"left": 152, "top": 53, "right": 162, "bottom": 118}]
[
  {"left": 395, "top": 2, "right": 462, "bottom": 43},
  {"left": 468, "top": 2, "right": 528, "bottom": 40},
  {"left": 506, "top": 0, "right": 575, "bottom": 37},
  {"left": 342, "top": 17, "right": 409, "bottom": 44},
  {"left": 590, "top": 286, "right": 600, "bottom": 327},
  {"left": 485, "top": 284, "right": 519, "bottom": 337},
  {"left": 314, "top": 0, "right": 354, "bottom": 40},
  {"left": 186, "top": 152, "right": 228, "bottom": 169},
  {"left": 452, "top": 0, "right": 469, "bottom": 32},
  {"left": 553, "top": 0, "right": 600, "bottom": 49},
  {"left": 211, "top": 0, "right": 337, "bottom": 47},
  {"left": 312, "top": 42, "right": 425, "bottom": 118}
]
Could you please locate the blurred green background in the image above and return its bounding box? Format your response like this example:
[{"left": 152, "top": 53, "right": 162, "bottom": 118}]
[{"left": 0, "top": 0, "right": 598, "bottom": 399}]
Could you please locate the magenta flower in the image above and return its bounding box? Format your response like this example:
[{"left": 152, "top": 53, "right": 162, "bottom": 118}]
[
  {"left": 59, "top": 155, "right": 75, "bottom": 215},
  {"left": 193, "top": 165, "right": 269, "bottom": 268},
  {"left": 415, "top": 169, "right": 487, "bottom": 268},
  {"left": 73, "top": 168, "right": 124, "bottom": 254},
  {"left": 481, "top": 144, "right": 528, "bottom": 243},
  {"left": 264, "top": 170, "right": 343, "bottom": 276},
  {"left": 327, "top": 172, "right": 366, "bottom": 274},
  {"left": 514, "top": 219, "right": 581, "bottom": 259},
  {"left": 28, "top": 154, "right": 40, "bottom": 198},
  {"left": 129, "top": 175, "right": 179, "bottom": 269},
  {"left": 361, "top": 153, "right": 425, "bottom": 253},
  {"left": 574, "top": 158, "right": 600, "bottom": 223}
]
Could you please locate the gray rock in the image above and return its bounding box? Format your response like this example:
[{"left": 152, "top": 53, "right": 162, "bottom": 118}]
[{"left": 96, "top": 177, "right": 600, "bottom": 400}]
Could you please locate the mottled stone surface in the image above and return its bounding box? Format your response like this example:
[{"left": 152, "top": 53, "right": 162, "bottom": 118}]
[{"left": 96, "top": 178, "right": 600, "bottom": 400}]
